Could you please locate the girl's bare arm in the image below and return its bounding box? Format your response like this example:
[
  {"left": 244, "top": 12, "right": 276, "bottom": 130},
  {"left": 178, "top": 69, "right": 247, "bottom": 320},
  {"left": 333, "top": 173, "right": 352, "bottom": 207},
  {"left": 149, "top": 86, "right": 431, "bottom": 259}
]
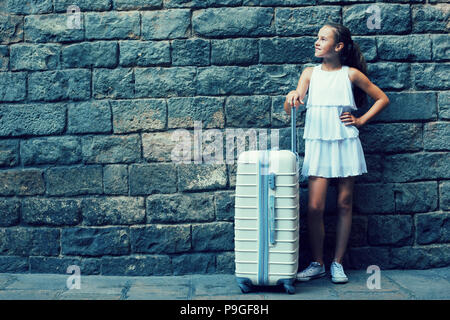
[
  {"left": 349, "top": 67, "right": 390, "bottom": 126},
  {"left": 284, "top": 67, "right": 313, "bottom": 114}
]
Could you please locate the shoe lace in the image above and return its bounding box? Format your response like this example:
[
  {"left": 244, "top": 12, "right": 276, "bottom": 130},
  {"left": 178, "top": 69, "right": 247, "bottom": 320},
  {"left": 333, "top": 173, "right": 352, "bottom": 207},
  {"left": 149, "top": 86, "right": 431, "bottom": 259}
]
[{"left": 332, "top": 262, "right": 345, "bottom": 276}]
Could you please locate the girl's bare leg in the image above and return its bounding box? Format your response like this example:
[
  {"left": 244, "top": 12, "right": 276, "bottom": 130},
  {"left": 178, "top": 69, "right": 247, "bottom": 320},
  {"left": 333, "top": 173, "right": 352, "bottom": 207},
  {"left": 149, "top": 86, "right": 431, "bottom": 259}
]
[
  {"left": 307, "top": 176, "right": 330, "bottom": 265},
  {"left": 334, "top": 176, "right": 355, "bottom": 264}
]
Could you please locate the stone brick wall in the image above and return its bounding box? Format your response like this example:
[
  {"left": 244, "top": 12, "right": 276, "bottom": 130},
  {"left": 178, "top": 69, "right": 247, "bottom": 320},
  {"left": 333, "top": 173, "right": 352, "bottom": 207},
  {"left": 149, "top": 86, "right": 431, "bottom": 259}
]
[{"left": 0, "top": 0, "right": 449, "bottom": 275}]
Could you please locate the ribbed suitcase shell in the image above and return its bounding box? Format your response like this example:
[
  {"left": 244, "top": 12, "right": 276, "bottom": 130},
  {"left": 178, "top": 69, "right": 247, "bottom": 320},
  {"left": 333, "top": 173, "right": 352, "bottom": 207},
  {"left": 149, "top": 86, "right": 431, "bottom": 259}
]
[{"left": 235, "top": 149, "right": 299, "bottom": 294}]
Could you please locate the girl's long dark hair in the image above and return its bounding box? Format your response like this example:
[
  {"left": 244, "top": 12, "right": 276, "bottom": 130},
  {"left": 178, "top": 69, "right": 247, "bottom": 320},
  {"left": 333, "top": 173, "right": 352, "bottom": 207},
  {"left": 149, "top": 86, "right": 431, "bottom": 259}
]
[{"left": 324, "top": 22, "right": 368, "bottom": 109}]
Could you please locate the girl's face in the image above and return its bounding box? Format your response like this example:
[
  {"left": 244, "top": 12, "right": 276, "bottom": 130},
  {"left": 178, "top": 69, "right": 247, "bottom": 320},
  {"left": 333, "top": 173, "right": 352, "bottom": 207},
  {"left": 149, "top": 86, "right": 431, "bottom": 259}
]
[{"left": 315, "top": 26, "right": 342, "bottom": 58}]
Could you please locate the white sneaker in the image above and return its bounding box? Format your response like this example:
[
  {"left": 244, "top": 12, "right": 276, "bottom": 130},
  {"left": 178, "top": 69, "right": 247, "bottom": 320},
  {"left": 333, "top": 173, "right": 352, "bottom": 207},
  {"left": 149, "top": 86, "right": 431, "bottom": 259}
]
[
  {"left": 296, "top": 262, "right": 326, "bottom": 282},
  {"left": 330, "top": 261, "right": 348, "bottom": 284}
]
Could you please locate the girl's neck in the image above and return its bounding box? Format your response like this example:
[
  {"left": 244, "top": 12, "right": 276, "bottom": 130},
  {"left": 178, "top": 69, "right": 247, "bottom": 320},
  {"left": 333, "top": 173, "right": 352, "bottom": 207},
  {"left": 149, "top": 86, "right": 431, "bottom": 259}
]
[{"left": 321, "top": 58, "right": 342, "bottom": 71}]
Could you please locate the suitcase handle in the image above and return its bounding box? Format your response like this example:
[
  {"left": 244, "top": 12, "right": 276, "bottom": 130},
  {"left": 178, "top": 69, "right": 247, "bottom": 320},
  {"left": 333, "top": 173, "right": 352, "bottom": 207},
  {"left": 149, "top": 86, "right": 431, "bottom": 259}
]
[
  {"left": 269, "top": 194, "right": 276, "bottom": 245},
  {"left": 291, "top": 106, "right": 297, "bottom": 154}
]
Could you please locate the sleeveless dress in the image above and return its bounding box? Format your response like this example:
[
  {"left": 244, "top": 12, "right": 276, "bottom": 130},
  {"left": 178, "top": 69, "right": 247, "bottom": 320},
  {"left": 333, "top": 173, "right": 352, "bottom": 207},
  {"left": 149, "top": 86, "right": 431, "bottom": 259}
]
[{"left": 301, "top": 64, "right": 368, "bottom": 178}]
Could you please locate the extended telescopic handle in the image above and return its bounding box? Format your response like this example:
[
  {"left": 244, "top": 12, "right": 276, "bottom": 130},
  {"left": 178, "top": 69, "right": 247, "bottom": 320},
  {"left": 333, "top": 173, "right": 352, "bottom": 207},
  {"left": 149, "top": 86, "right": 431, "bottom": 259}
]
[{"left": 291, "top": 106, "right": 297, "bottom": 154}]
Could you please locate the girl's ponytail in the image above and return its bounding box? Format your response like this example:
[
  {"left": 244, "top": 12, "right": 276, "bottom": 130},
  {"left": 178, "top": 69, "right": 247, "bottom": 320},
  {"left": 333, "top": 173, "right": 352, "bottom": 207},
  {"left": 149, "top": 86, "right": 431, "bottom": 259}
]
[{"left": 324, "top": 22, "right": 368, "bottom": 109}]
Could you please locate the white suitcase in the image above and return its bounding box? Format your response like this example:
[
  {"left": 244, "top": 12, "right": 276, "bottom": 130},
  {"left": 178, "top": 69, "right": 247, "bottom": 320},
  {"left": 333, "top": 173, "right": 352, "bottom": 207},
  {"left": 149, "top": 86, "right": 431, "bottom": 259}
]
[{"left": 234, "top": 107, "right": 300, "bottom": 294}]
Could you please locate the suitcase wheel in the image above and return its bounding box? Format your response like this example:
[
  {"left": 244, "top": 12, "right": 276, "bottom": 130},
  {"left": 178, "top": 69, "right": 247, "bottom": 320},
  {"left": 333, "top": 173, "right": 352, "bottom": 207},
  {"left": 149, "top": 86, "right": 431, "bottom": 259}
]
[
  {"left": 283, "top": 283, "right": 296, "bottom": 294},
  {"left": 239, "top": 283, "right": 252, "bottom": 294}
]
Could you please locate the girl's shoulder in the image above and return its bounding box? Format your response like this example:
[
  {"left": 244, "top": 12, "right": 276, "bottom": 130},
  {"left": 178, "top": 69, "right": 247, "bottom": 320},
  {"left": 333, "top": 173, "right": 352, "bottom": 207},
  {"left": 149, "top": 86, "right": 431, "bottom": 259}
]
[{"left": 347, "top": 66, "right": 365, "bottom": 84}]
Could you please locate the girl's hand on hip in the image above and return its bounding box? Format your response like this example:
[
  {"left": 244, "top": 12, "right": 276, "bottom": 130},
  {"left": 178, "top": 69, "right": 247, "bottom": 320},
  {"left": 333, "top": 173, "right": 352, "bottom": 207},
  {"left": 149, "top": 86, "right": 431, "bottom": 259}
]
[{"left": 340, "top": 112, "right": 363, "bottom": 128}]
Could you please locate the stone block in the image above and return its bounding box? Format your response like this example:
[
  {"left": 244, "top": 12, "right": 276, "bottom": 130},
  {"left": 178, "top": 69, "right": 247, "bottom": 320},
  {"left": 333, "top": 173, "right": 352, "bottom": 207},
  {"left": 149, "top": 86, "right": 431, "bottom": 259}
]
[
  {"left": 10, "top": 43, "right": 60, "bottom": 71},
  {"left": 276, "top": 6, "right": 341, "bottom": 36},
  {"left": 225, "top": 95, "right": 271, "bottom": 128},
  {"left": 165, "top": 0, "right": 241, "bottom": 7},
  {"left": 30, "top": 256, "right": 101, "bottom": 275},
  {"left": 142, "top": 9, "right": 191, "bottom": 40},
  {"left": 412, "top": 4, "right": 450, "bottom": 33},
  {"left": 142, "top": 131, "right": 178, "bottom": 162},
  {"left": 377, "top": 35, "right": 431, "bottom": 61},
  {"left": 353, "top": 183, "right": 395, "bottom": 214},
  {"left": 68, "top": 100, "right": 112, "bottom": 134},
  {"left": 93, "top": 68, "right": 134, "bottom": 99},
  {"left": 0, "top": 13, "right": 23, "bottom": 44},
  {"left": 135, "top": 67, "right": 196, "bottom": 98},
  {"left": 178, "top": 164, "right": 227, "bottom": 191},
  {"left": 81, "top": 134, "right": 141, "bottom": 164},
  {"left": 424, "top": 122, "right": 450, "bottom": 151},
  {"left": 391, "top": 245, "right": 450, "bottom": 269},
  {"left": 103, "top": 165, "right": 128, "bottom": 195},
  {"left": 131, "top": 224, "right": 191, "bottom": 254},
  {"left": 249, "top": 64, "right": 300, "bottom": 95},
  {"left": 82, "top": 197, "right": 145, "bottom": 226},
  {"left": 0, "top": 45, "right": 8, "bottom": 70},
  {"left": 343, "top": 3, "right": 410, "bottom": 35},
  {"left": 111, "top": 99, "right": 167, "bottom": 133},
  {"left": 28, "top": 69, "right": 91, "bottom": 102},
  {"left": 393, "top": 182, "right": 438, "bottom": 214},
  {"left": 101, "top": 255, "right": 172, "bottom": 276},
  {"left": 211, "top": 38, "right": 258, "bottom": 66},
  {"left": 62, "top": 227, "right": 130, "bottom": 256},
  {"left": 113, "top": 0, "right": 162, "bottom": 10},
  {"left": 129, "top": 163, "right": 177, "bottom": 195},
  {"left": 0, "top": 140, "right": 19, "bottom": 167},
  {"left": 383, "top": 152, "right": 450, "bottom": 183},
  {"left": 216, "top": 251, "right": 234, "bottom": 274},
  {"left": 22, "top": 198, "right": 81, "bottom": 226},
  {"left": 0, "top": 198, "right": 20, "bottom": 226},
  {"left": 62, "top": 41, "right": 118, "bottom": 68},
  {"left": 359, "top": 123, "right": 422, "bottom": 154},
  {"left": 172, "top": 253, "right": 216, "bottom": 275},
  {"left": 440, "top": 181, "right": 450, "bottom": 211},
  {"left": 214, "top": 191, "right": 235, "bottom": 221},
  {"left": 374, "top": 92, "right": 437, "bottom": 122},
  {"left": 0, "top": 104, "right": 66, "bottom": 137},
  {"left": 0, "top": 169, "right": 45, "bottom": 196},
  {"left": 168, "top": 96, "right": 225, "bottom": 129},
  {"left": 172, "top": 38, "right": 210, "bottom": 66},
  {"left": 193, "top": 7, "right": 274, "bottom": 37},
  {"left": 438, "top": 91, "right": 450, "bottom": 120},
  {"left": 192, "top": 222, "right": 234, "bottom": 251},
  {"left": 368, "top": 215, "right": 413, "bottom": 246},
  {"left": 196, "top": 66, "right": 251, "bottom": 96},
  {"left": 119, "top": 40, "right": 170, "bottom": 67},
  {"left": 21, "top": 136, "right": 81, "bottom": 165},
  {"left": 0, "top": 227, "right": 60, "bottom": 256},
  {"left": 416, "top": 212, "right": 450, "bottom": 245},
  {"left": 412, "top": 63, "right": 450, "bottom": 90},
  {"left": 85, "top": 11, "right": 140, "bottom": 40},
  {"left": 367, "top": 62, "right": 410, "bottom": 90},
  {"left": 24, "top": 14, "right": 84, "bottom": 43},
  {"left": 431, "top": 34, "right": 450, "bottom": 61},
  {"left": 0, "top": 72, "right": 26, "bottom": 102},
  {"left": 46, "top": 166, "right": 103, "bottom": 196},
  {"left": 260, "top": 37, "right": 316, "bottom": 64},
  {"left": 146, "top": 193, "right": 215, "bottom": 223},
  {"left": 0, "top": 256, "right": 28, "bottom": 273},
  {"left": 54, "top": 0, "right": 112, "bottom": 12}
]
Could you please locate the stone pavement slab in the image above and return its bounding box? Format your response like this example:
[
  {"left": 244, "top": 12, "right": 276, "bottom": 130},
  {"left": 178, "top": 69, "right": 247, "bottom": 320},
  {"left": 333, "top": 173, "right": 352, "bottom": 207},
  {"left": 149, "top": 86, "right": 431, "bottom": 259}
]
[{"left": 0, "top": 267, "right": 449, "bottom": 300}]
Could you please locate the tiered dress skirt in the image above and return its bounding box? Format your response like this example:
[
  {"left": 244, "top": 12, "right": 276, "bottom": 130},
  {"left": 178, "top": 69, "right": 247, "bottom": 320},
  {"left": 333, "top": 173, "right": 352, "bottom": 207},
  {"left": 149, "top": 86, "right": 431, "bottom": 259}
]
[{"left": 301, "top": 105, "right": 368, "bottom": 178}]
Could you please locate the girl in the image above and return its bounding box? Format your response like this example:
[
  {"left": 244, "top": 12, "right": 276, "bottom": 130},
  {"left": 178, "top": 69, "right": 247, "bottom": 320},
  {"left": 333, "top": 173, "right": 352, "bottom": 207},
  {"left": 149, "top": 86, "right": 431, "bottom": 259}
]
[{"left": 284, "top": 23, "right": 390, "bottom": 283}]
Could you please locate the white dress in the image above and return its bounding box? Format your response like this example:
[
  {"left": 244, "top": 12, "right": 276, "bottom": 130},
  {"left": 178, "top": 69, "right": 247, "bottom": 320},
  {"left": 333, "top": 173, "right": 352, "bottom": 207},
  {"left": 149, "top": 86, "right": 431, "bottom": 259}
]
[{"left": 301, "top": 64, "right": 368, "bottom": 178}]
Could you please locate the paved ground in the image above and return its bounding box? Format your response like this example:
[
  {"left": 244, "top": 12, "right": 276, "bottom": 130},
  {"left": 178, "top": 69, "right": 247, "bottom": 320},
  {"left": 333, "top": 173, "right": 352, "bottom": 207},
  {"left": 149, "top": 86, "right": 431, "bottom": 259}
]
[{"left": 0, "top": 267, "right": 449, "bottom": 300}]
